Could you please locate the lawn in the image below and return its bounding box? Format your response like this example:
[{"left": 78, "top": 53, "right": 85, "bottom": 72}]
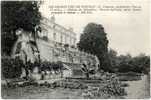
[{"left": 2, "top": 85, "right": 84, "bottom": 99}]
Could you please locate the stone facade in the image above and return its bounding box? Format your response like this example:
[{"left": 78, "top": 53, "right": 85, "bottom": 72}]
[
  {"left": 37, "top": 16, "right": 99, "bottom": 68},
  {"left": 12, "top": 17, "right": 100, "bottom": 79},
  {"left": 12, "top": 16, "right": 100, "bottom": 69},
  {"left": 37, "top": 38, "right": 99, "bottom": 67},
  {"left": 39, "top": 16, "right": 76, "bottom": 46}
]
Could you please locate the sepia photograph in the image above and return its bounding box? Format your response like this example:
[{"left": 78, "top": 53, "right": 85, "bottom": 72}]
[{"left": 1, "top": 0, "right": 150, "bottom": 99}]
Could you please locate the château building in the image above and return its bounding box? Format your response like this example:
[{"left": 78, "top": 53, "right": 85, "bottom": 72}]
[
  {"left": 12, "top": 16, "right": 100, "bottom": 71},
  {"left": 39, "top": 16, "right": 76, "bottom": 46},
  {"left": 11, "top": 16, "right": 100, "bottom": 78}
]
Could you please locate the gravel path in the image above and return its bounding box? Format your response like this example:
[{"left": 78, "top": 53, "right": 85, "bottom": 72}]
[{"left": 124, "top": 75, "right": 150, "bottom": 99}]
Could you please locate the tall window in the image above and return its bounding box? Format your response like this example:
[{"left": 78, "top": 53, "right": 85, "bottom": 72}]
[
  {"left": 53, "top": 24, "right": 55, "bottom": 29},
  {"left": 73, "top": 39, "right": 76, "bottom": 45},
  {"left": 65, "top": 36, "right": 67, "bottom": 44},
  {"left": 70, "top": 38, "right": 72, "bottom": 45},
  {"left": 53, "top": 32, "right": 56, "bottom": 40},
  {"left": 60, "top": 34, "right": 63, "bottom": 43}
]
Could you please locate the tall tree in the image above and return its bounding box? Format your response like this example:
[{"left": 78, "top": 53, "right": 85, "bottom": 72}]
[
  {"left": 77, "top": 23, "right": 111, "bottom": 72},
  {"left": 1, "top": 1, "right": 42, "bottom": 56},
  {"left": 108, "top": 49, "right": 118, "bottom": 68}
]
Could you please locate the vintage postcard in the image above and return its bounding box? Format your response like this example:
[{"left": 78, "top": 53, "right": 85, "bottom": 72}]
[{"left": 1, "top": 0, "right": 150, "bottom": 99}]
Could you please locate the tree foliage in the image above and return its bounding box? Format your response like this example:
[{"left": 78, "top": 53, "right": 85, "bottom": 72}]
[
  {"left": 1, "top": 1, "right": 41, "bottom": 55},
  {"left": 108, "top": 49, "right": 118, "bottom": 72},
  {"left": 2, "top": 57, "right": 23, "bottom": 78},
  {"left": 108, "top": 50, "right": 150, "bottom": 74},
  {"left": 77, "top": 23, "right": 110, "bottom": 71}
]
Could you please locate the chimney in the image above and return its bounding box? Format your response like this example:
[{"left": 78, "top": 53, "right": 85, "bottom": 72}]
[
  {"left": 50, "top": 15, "right": 55, "bottom": 23},
  {"left": 69, "top": 27, "right": 73, "bottom": 32}
]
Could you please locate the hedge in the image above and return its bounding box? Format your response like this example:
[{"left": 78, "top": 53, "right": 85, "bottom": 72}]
[{"left": 2, "top": 57, "right": 23, "bottom": 78}]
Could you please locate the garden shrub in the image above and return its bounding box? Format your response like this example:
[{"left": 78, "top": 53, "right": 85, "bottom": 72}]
[
  {"left": 38, "top": 61, "right": 63, "bottom": 72},
  {"left": 25, "top": 60, "right": 63, "bottom": 73},
  {"left": 2, "top": 57, "right": 23, "bottom": 79},
  {"left": 82, "top": 72, "right": 126, "bottom": 99}
]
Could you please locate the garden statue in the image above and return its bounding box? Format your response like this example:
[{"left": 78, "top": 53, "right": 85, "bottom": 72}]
[
  {"left": 12, "top": 28, "right": 40, "bottom": 79},
  {"left": 81, "top": 63, "right": 96, "bottom": 79}
]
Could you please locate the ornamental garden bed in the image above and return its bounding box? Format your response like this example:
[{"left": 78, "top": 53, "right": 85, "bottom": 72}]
[{"left": 2, "top": 72, "right": 126, "bottom": 99}]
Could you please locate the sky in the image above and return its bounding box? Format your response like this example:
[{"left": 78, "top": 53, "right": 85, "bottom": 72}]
[{"left": 39, "top": 0, "right": 150, "bottom": 56}]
